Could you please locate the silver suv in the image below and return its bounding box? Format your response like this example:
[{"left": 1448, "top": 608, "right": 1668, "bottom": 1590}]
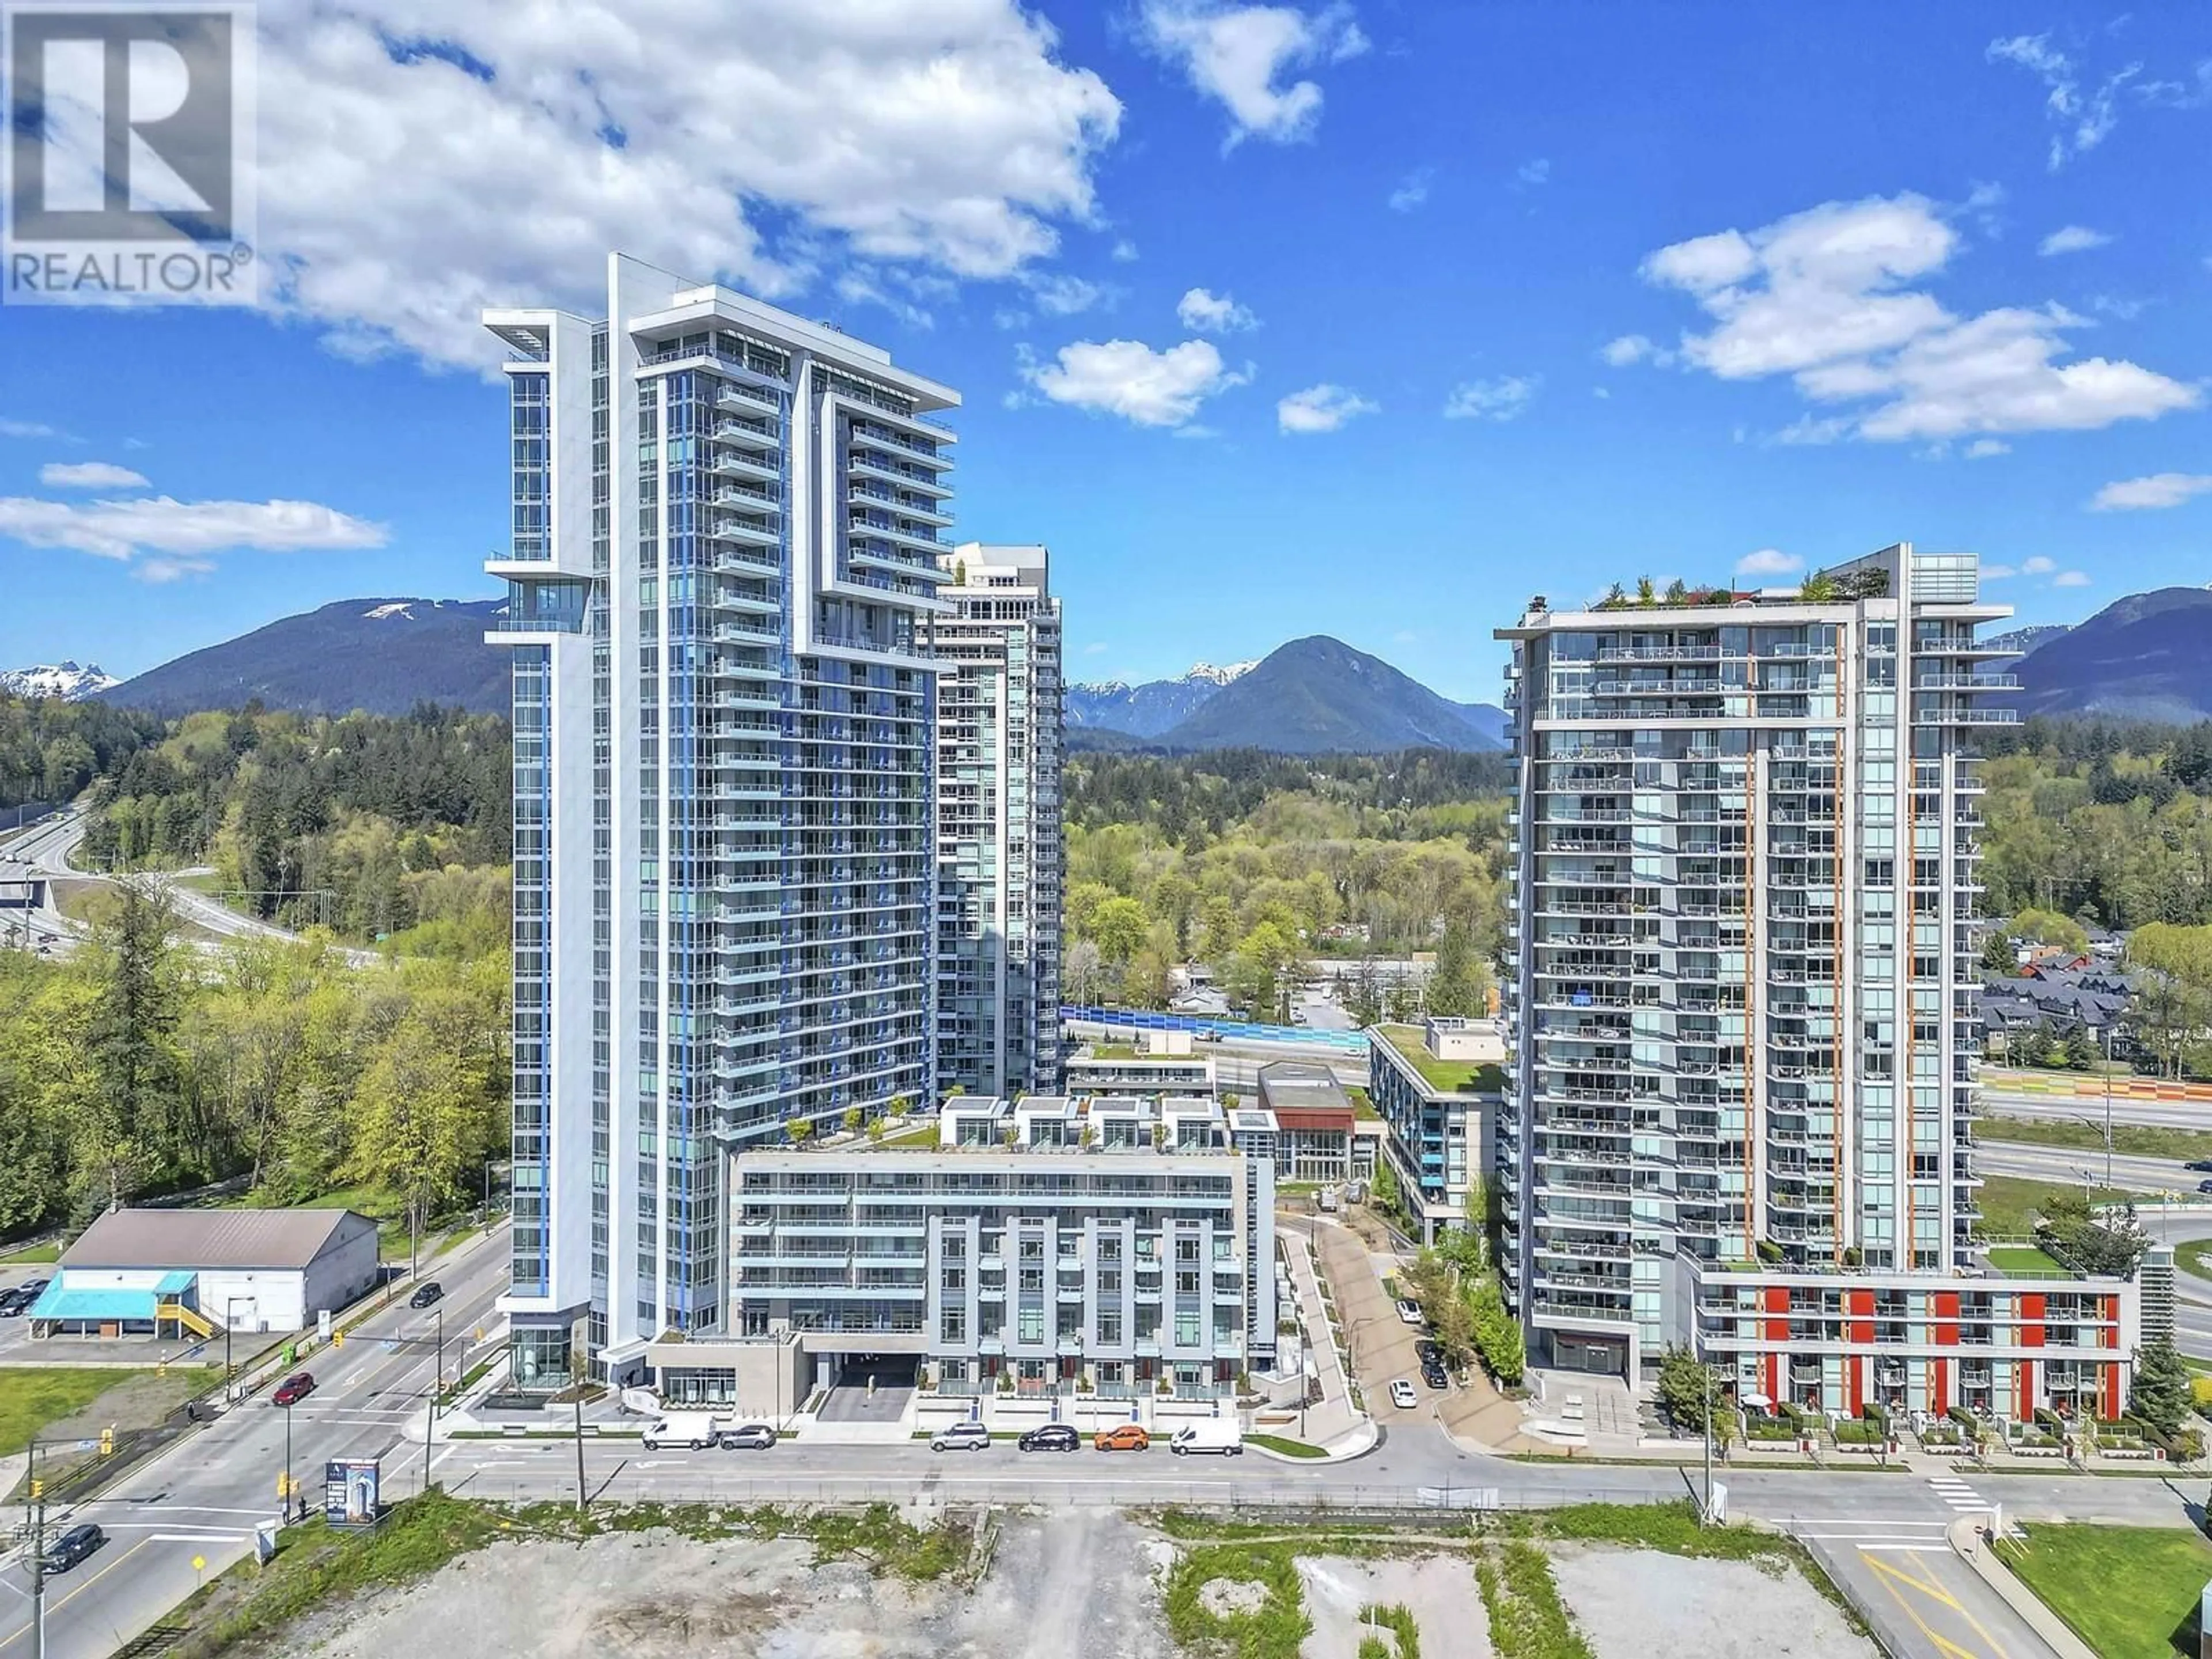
[{"left": 930, "top": 1420, "right": 993, "bottom": 1452}]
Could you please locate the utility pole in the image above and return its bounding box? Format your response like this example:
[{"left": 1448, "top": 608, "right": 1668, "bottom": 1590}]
[
  {"left": 28, "top": 1441, "right": 44, "bottom": 1659},
  {"left": 573, "top": 1395, "right": 588, "bottom": 1513},
  {"left": 2103, "top": 1025, "right": 2115, "bottom": 1190},
  {"left": 433, "top": 1307, "right": 445, "bottom": 1411}
]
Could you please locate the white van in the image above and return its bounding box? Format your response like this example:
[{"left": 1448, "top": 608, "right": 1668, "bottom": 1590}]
[
  {"left": 641, "top": 1411, "right": 725, "bottom": 1450},
  {"left": 1169, "top": 1420, "right": 1244, "bottom": 1457}
]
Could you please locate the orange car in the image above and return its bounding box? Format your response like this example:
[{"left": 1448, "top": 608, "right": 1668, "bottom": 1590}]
[{"left": 1093, "top": 1423, "right": 1150, "bottom": 1452}]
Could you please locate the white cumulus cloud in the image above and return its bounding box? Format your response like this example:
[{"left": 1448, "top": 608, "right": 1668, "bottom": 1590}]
[
  {"left": 0, "top": 419, "right": 63, "bottom": 440},
  {"left": 1442, "top": 375, "right": 1539, "bottom": 422},
  {"left": 1138, "top": 0, "right": 1368, "bottom": 147},
  {"left": 2021, "top": 556, "right": 2056, "bottom": 575},
  {"left": 39, "top": 461, "right": 150, "bottom": 490},
  {"left": 1635, "top": 192, "right": 2197, "bottom": 443},
  {"left": 1516, "top": 157, "right": 1550, "bottom": 187},
  {"left": 1177, "top": 286, "right": 1259, "bottom": 333},
  {"left": 0, "top": 494, "right": 388, "bottom": 575},
  {"left": 1021, "top": 338, "right": 1251, "bottom": 427},
  {"left": 244, "top": 1, "right": 1123, "bottom": 368},
  {"left": 1735, "top": 548, "right": 1802, "bottom": 578},
  {"left": 2091, "top": 472, "right": 2212, "bottom": 510},
  {"left": 1965, "top": 438, "right": 2010, "bottom": 459},
  {"left": 2052, "top": 570, "right": 2092, "bottom": 586},
  {"left": 2039, "top": 225, "right": 2113, "bottom": 256},
  {"left": 1601, "top": 334, "right": 1659, "bottom": 367},
  {"left": 1276, "top": 382, "right": 1377, "bottom": 433}
]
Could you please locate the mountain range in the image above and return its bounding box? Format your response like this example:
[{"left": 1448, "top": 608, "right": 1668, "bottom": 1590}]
[
  {"left": 97, "top": 597, "right": 510, "bottom": 718},
  {"left": 0, "top": 661, "right": 119, "bottom": 702},
  {"left": 12, "top": 581, "right": 2205, "bottom": 746},
  {"left": 2012, "top": 586, "right": 2212, "bottom": 723},
  {"left": 1066, "top": 661, "right": 1258, "bottom": 736}
]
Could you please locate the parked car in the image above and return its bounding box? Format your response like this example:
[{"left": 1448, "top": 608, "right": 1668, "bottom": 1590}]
[
  {"left": 1169, "top": 1421, "right": 1244, "bottom": 1456},
  {"left": 930, "top": 1420, "right": 993, "bottom": 1453},
  {"left": 717, "top": 1423, "right": 777, "bottom": 1451},
  {"left": 409, "top": 1281, "right": 444, "bottom": 1308},
  {"left": 1394, "top": 1299, "right": 1424, "bottom": 1327},
  {"left": 18, "top": 1278, "right": 48, "bottom": 1298},
  {"left": 1017, "top": 1423, "right": 1080, "bottom": 1453},
  {"left": 1093, "top": 1423, "right": 1150, "bottom": 1452},
  {"left": 0, "top": 1288, "right": 32, "bottom": 1317},
  {"left": 641, "top": 1412, "right": 725, "bottom": 1450},
  {"left": 1420, "top": 1362, "right": 1449, "bottom": 1390},
  {"left": 1388, "top": 1378, "right": 1417, "bottom": 1411},
  {"left": 1412, "top": 1339, "right": 1440, "bottom": 1365},
  {"left": 271, "top": 1371, "right": 316, "bottom": 1407},
  {"left": 41, "top": 1524, "right": 103, "bottom": 1574}
]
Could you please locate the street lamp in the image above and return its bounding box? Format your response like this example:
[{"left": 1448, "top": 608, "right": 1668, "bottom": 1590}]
[{"left": 283, "top": 1397, "right": 294, "bottom": 1522}]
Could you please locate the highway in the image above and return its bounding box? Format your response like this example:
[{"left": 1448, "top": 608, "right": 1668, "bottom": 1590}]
[
  {"left": 1972, "top": 1139, "right": 2209, "bottom": 1196},
  {"left": 1983, "top": 1089, "right": 2212, "bottom": 1132},
  {"left": 0, "top": 809, "right": 376, "bottom": 967},
  {"left": 0, "top": 1229, "right": 510, "bottom": 1659}
]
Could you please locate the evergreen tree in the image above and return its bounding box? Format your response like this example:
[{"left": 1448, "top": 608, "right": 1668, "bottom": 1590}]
[{"left": 2129, "top": 1337, "right": 2192, "bottom": 1438}]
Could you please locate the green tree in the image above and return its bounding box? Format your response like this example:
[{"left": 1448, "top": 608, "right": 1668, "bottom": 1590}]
[
  {"left": 1426, "top": 921, "right": 1488, "bottom": 1017},
  {"left": 1656, "top": 1344, "right": 1719, "bottom": 1433},
  {"left": 2129, "top": 1336, "right": 2192, "bottom": 1438},
  {"left": 1087, "top": 895, "right": 1150, "bottom": 965},
  {"left": 80, "top": 878, "right": 183, "bottom": 1209},
  {"left": 1369, "top": 1154, "right": 1403, "bottom": 1226}
]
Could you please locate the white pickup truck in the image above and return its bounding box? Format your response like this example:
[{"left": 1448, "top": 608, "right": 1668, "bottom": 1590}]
[{"left": 1169, "top": 1419, "right": 1244, "bottom": 1456}]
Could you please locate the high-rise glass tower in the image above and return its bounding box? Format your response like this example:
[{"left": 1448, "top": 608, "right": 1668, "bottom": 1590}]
[
  {"left": 483, "top": 255, "right": 956, "bottom": 1384},
  {"left": 1495, "top": 544, "right": 2011, "bottom": 1382},
  {"left": 923, "top": 543, "right": 1063, "bottom": 1097}
]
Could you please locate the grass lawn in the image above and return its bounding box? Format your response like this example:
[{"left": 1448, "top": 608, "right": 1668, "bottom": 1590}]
[
  {"left": 1999, "top": 1522, "right": 2212, "bottom": 1659},
  {"left": 1984, "top": 1244, "right": 2070, "bottom": 1275},
  {"left": 1374, "top": 1025, "right": 1503, "bottom": 1094},
  {"left": 2179, "top": 1240, "right": 2212, "bottom": 1283},
  {"left": 1245, "top": 1433, "right": 1327, "bottom": 1458},
  {"left": 876, "top": 1122, "right": 940, "bottom": 1150},
  {"left": 0, "top": 1367, "right": 174, "bottom": 1457},
  {"left": 1974, "top": 1175, "right": 2149, "bottom": 1239},
  {"left": 1983, "top": 1113, "right": 2212, "bottom": 1164},
  {"left": 0, "top": 1241, "right": 60, "bottom": 1264}
]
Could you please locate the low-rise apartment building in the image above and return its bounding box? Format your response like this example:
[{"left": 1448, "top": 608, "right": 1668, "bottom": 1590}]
[
  {"left": 1065, "top": 1031, "right": 1218, "bottom": 1097},
  {"left": 1253, "top": 1061, "right": 1377, "bottom": 1184},
  {"left": 704, "top": 1094, "right": 1278, "bottom": 1406},
  {"left": 1698, "top": 1262, "right": 2141, "bottom": 1421},
  {"left": 1366, "top": 1019, "right": 1502, "bottom": 1243}
]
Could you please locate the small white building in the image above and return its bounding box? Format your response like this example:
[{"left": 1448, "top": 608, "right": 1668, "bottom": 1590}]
[{"left": 30, "top": 1208, "right": 380, "bottom": 1338}]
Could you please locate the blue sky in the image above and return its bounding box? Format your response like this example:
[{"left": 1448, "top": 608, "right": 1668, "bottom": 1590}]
[{"left": 1, "top": 2, "right": 2208, "bottom": 701}]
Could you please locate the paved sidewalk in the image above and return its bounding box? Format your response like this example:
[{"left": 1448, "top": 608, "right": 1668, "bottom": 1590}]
[{"left": 1278, "top": 1229, "right": 1361, "bottom": 1444}]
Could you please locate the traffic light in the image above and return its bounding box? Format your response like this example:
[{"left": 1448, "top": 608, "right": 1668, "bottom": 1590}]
[
  {"left": 28, "top": 1479, "right": 41, "bottom": 1501},
  {"left": 333, "top": 1330, "right": 344, "bottom": 1348},
  {"left": 276, "top": 1472, "right": 290, "bottom": 1498},
  {"left": 99, "top": 1427, "right": 113, "bottom": 1457}
]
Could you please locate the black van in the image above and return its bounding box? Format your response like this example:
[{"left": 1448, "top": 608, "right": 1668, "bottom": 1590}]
[{"left": 43, "top": 1524, "right": 104, "bottom": 1573}]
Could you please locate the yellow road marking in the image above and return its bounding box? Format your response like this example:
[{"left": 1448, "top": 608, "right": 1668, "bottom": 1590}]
[{"left": 1861, "top": 1548, "right": 2013, "bottom": 1659}]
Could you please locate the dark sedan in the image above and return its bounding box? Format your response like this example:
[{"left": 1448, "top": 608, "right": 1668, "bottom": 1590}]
[{"left": 1017, "top": 1423, "right": 1081, "bottom": 1453}]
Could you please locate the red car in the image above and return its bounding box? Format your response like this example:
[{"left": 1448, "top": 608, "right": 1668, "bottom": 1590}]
[{"left": 271, "top": 1370, "right": 315, "bottom": 1407}]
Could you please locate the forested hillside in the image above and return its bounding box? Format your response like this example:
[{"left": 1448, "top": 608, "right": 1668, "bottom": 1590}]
[
  {"left": 0, "top": 887, "right": 506, "bottom": 1240},
  {"left": 0, "top": 696, "right": 160, "bottom": 807},
  {"left": 1063, "top": 748, "right": 1512, "bottom": 1018},
  {"left": 80, "top": 704, "right": 511, "bottom": 948},
  {"left": 1980, "top": 718, "right": 2212, "bottom": 929}
]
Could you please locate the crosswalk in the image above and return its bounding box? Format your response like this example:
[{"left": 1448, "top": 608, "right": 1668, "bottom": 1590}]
[{"left": 1927, "top": 1473, "right": 1991, "bottom": 1513}]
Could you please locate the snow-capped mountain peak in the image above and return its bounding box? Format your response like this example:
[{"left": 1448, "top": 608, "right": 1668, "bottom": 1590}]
[
  {"left": 1184, "top": 660, "right": 1257, "bottom": 686},
  {"left": 1, "top": 661, "right": 119, "bottom": 702}
]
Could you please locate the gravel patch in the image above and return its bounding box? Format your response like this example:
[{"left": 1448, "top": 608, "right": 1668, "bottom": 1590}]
[
  {"left": 1200, "top": 1578, "right": 1273, "bottom": 1618},
  {"left": 1548, "top": 1544, "right": 1877, "bottom": 1659},
  {"left": 293, "top": 1511, "right": 1180, "bottom": 1659},
  {"left": 1297, "top": 1555, "right": 1490, "bottom": 1659}
]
